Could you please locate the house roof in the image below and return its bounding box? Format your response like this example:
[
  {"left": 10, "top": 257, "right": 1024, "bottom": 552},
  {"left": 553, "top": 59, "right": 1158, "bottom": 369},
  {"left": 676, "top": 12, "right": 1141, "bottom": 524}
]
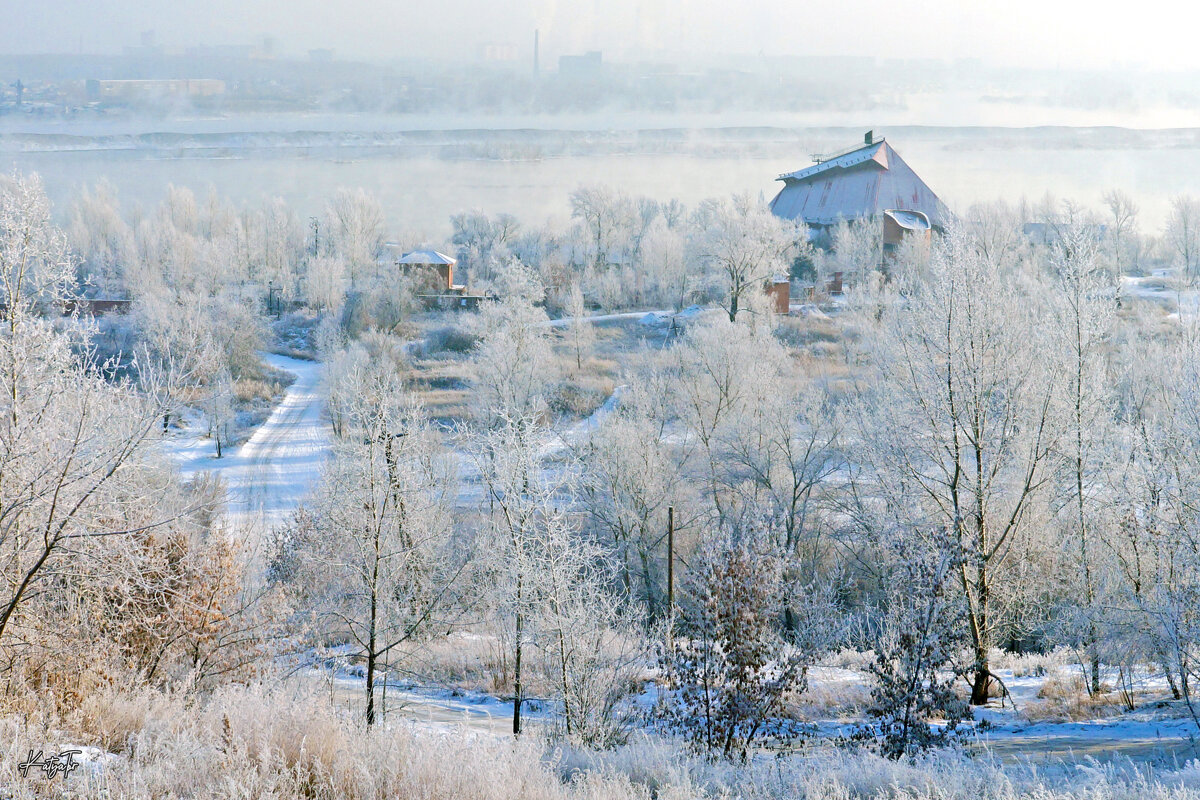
[
  {"left": 884, "top": 208, "right": 931, "bottom": 231},
  {"left": 779, "top": 141, "right": 891, "bottom": 183},
  {"left": 770, "top": 140, "right": 951, "bottom": 229},
  {"left": 397, "top": 250, "right": 456, "bottom": 266}
]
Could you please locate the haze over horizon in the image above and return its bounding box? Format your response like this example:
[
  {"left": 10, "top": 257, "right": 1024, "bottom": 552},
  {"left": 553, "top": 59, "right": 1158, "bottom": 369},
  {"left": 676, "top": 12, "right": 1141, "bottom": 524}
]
[{"left": 7, "top": 0, "right": 1198, "bottom": 71}]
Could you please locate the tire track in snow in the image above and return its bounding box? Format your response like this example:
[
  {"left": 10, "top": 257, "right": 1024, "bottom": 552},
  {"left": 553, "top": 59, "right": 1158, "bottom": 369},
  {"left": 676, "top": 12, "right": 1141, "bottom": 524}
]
[{"left": 165, "top": 353, "right": 333, "bottom": 542}]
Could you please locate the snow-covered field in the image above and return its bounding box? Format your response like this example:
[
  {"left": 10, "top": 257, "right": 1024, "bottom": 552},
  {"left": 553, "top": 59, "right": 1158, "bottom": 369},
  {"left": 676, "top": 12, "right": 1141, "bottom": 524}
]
[
  {"left": 311, "top": 644, "right": 1200, "bottom": 765},
  {"left": 1122, "top": 271, "right": 1200, "bottom": 320}
]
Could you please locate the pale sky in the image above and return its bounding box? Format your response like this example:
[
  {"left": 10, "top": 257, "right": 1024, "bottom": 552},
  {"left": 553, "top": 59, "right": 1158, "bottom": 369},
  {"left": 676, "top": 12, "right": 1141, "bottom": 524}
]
[{"left": 3, "top": 0, "right": 1196, "bottom": 70}]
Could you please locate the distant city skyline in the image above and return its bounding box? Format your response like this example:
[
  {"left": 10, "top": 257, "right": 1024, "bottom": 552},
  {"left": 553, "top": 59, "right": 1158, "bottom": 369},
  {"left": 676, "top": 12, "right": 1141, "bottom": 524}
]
[{"left": 4, "top": 0, "right": 1197, "bottom": 71}]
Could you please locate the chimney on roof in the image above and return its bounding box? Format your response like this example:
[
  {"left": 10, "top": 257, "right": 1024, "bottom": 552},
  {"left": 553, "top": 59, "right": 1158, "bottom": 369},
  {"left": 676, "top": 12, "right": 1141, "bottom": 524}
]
[{"left": 865, "top": 130, "right": 874, "bottom": 145}]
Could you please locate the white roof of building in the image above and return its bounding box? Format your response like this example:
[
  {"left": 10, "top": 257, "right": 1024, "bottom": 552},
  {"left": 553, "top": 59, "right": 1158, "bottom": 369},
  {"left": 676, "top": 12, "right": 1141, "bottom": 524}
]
[
  {"left": 884, "top": 209, "right": 931, "bottom": 231},
  {"left": 397, "top": 250, "right": 456, "bottom": 266},
  {"left": 779, "top": 142, "right": 890, "bottom": 183}
]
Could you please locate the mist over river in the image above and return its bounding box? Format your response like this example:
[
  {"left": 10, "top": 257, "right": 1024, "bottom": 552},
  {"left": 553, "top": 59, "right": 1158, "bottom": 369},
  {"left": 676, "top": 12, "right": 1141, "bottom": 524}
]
[{"left": 4, "top": 110, "right": 1199, "bottom": 236}]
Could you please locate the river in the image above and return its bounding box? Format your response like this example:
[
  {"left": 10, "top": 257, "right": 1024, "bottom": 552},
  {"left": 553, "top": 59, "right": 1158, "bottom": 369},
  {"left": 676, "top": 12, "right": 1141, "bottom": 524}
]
[{"left": 3, "top": 109, "right": 1198, "bottom": 235}]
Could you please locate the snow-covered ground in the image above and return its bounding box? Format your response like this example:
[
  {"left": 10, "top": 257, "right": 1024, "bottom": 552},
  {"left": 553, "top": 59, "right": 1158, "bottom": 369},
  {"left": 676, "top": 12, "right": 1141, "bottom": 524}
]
[
  {"left": 1122, "top": 271, "right": 1200, "bottom": 321},
  {"left": 157, "top": 327, "right": 1200, "bottom": 765},
  {"left": 313, "top": 653, "right": 1200, "bottom": 764},
  {"left": 163, "top": 339, "right": 621, "bottom": 527},
  {"left": 327, "top": 671, "right": 545, "bottom": 735},
  {"left": 163, "top": 352, "right": 332, "bottom": 541},
  {"left": 452, "top": 384, "right": 627, "bottom": 509},
  {"left": 542, "top": 309, "right": 672, "bottom": 329},
  {"left": 164, "top": 311, "right": 655, "bottom": 526},
  {"left": 793, "top": 661, "right": 1200, "bottom": 763}
]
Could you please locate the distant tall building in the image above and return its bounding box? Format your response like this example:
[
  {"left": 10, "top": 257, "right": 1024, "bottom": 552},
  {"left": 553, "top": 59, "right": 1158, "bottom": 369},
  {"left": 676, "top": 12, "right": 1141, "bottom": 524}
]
[
  {"left": 558, "top": 51, "right": 602, "bottom": 78},
  {"left": 185, "top": 44, "right": 255, "bottom": 60},
  {"left": 478, "top": 42, "right": 518, "bottom": 63},
  {"left": 123, "top": 30, "right": 164, "bottom": 59}
]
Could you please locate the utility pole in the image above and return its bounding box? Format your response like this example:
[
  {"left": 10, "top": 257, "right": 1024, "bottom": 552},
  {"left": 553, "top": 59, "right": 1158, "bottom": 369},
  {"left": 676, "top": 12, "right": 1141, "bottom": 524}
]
[
  {"left": 381, "top": 665, "right": 387, "bottom": 723},
  {"left": 666, "top": 506, "right": 675, "bottom": 653},
  {"left": 513, "top": 577, "right": 523, "bottom": 737}
]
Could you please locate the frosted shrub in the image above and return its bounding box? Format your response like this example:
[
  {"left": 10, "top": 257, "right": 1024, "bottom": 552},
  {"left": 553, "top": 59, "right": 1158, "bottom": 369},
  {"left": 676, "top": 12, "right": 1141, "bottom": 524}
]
[
  {"left": 662, "top": 525, "right": 808, "bottom": 762},
  {"left": 854, "top": 531, "right": 970, "bottom": 758}
]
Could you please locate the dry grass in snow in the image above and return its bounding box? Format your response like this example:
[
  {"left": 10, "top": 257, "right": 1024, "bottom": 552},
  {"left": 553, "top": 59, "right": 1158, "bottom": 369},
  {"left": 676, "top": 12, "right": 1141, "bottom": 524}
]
[{"left": 6, "top": 678, "right": 1200, "bottom": 799}]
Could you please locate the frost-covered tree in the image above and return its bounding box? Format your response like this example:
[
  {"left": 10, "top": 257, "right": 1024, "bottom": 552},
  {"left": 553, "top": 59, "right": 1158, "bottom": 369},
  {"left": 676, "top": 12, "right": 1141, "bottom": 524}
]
[
  {"left": 0, "top": 173, "right": 74, "bottom": 316},
  {"left": 202, "top": 366, "right": 235, "bottom": 458},
  {"left": 135, "top": 283, "right": 266, "bottom": 453},
  {"left": 1103, "top": 188, "right": 1140, "bottom": 274},
  {"left": 640, "top": 219, "right": 692, "bottom": 309},
  {"left": 853, "top": 226, "right": 1059, "bottom": 705},
  {"left": 565, "top": 281, "right": 594, "bottom": 370},
  {"left": 326, "top": 187, "right": 386, "bottom": 286},
  {"left": 1165, "top": 195, "right": 1200, "bottom": 280},
  {"left": 724, "top": 365, "right": 841, "bottom": 628},
  {"left": 1046, "top": 227, "right": 1119, "bottom": 694},
  {"left": 471, "top": 261, "right": 557, "bottom": 425},
  {"left": 305, "top": 254, "right": 347, "bottom": 310},
  {"left": 828, "top": 215, "right": 881, "bottom": 282},
  {"left": 0, "top": 322, "right": 169, "bottom": 650},
  {"left": 581, "top": 374, "right": 687, "bottom": 615},
  {"left": 0, "top": 176, "right": 181, "bottom": 656},
  {"left": 963, "top": 200, "right": 1028, "bottom": 272},
  {"left": 660, "top": 198, "right": 686, "bottom": 230},
  {"left": 471, "top": 410, "right": 630, "bottom": 739},
  {"left": 530, "top": 510, "right": 644, "bottom": 746},
  {"left": 689, "top": 195, "right": 794, "bottom": 322},
  {"left": 281, "top": 359, "right": 459, "bottom": 726},
  {"left": 669, "top": 317, "right": 793, "bottom": 525},
  {"left": 451, "top": 209, "right": 520, "bottom": 285},
  {"left": 244, "top": 197, "right": 305, "bottom": 297},
  {"left": 1113, "top": 321, "right": 1200, "bottom": 723},
  {"left": 470, "top": 411, "right": 542, "bottom": 737},
  {"left": 67, "top": 180, "right": 134, "bottom": 297},
  {"left": 569, "top": 185, "right": 635, "bottom": 271}
]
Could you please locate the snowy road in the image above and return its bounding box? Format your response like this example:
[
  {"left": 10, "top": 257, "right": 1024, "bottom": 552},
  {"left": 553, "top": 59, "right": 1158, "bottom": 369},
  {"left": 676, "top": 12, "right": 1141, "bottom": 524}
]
[
  {"left": 167, "top": 353, "right": 332, "bottom": 541},
  {"left": 541, "top": 309, "right": 671, "bottom": 328},
  {"left": 226, "top": 354, "right": 332, "bottom": 532}
]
